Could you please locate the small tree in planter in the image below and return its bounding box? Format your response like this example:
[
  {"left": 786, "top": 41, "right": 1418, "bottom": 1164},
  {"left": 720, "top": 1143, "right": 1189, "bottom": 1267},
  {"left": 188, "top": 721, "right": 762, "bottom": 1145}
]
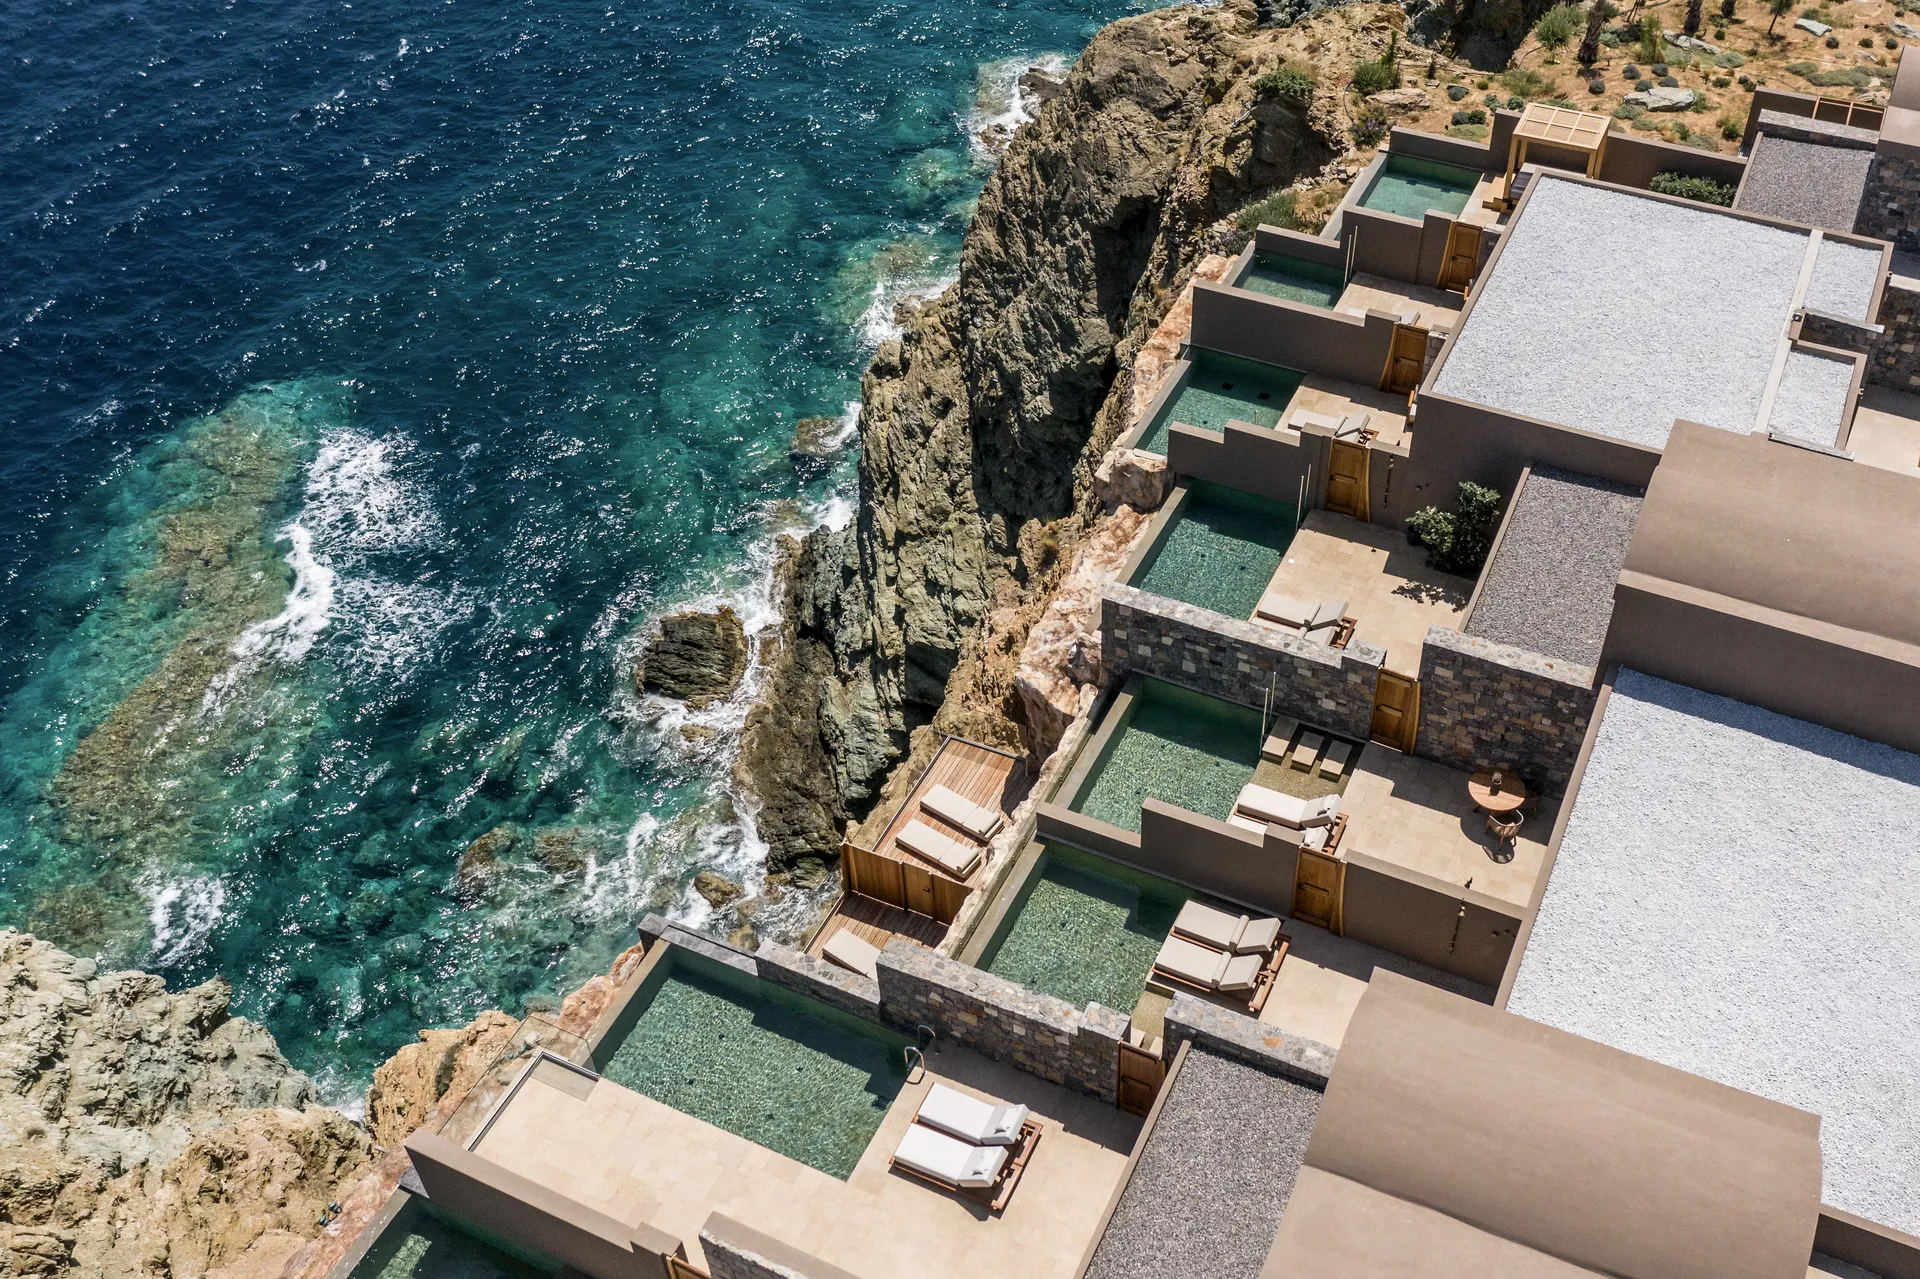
[{"left": 1406, "top": 482, "right": 1504, "bottom": 575}]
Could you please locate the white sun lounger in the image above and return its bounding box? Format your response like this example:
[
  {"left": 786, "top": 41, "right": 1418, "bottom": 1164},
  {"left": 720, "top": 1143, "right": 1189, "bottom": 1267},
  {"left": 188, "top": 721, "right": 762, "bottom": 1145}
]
[
  {"left": 1227, "top": 812, "right": 1269, "bottom": 835},
  {"left": 896, "top": 819, "right": 982, "bottom": 879},
  {"left": 1172, "top": 900, "right": 1283, "bottom": 955},
  {"left": 1255, "top": 590, "right": 1316, "bottom": 628},
  {"left": 1234, "top": 783, "right": 1340, "bottom": 831},
  {"left": 893, "top": 1123, "right": 1007, "bottom": 1190},
  {"left": 1153, "top": 935, "right": 1267, "bottom": 994},
  {"left": 919, "top": 783, "right": 1003, "bottom": 843},
  {"left": 916, "top": 1083, "right": 1029, "bottom": 1146},
  {"left": 821, "top": 930, "right": 881, "bottom": 980},
  {"left": 1303, "top": 598, "right": 1349, "bottom": 633},
  {"left": 1320, "top": 739, "right": 1355, "bottom": 780}
]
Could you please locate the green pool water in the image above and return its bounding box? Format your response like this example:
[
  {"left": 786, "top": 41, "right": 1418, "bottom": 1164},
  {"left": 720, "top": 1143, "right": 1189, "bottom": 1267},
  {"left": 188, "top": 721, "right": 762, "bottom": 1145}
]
[
  {"left": 1358, "top": 154, "right": 1481, "bottom": 220},
  {"left": 981, "top": 845, "right": 1186, "bottom": 1014},
  {"left": 350, "top": 1199, "right": 552, "bottom": 1279},
  {"left": 1071, "top": 679, "right": 1265, "bottom": 832},
  {"left": 596, "top": 951, "right": 910, "bottom": 1180},
  {"left": 1235, "top": 253, "right": 1345, "bottom": 308},
  {"left": 1137, "top": 350, "right": 1306, "bottom": 455},
  {"left": 1132, "top": 480, "right": 1297, "bottom": 619}
]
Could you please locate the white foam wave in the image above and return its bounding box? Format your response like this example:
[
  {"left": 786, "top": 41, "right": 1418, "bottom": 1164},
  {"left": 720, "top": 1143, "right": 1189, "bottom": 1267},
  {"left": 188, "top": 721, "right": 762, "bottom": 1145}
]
[
  {"left": 302, "top": 429, "right": 440, "bottom": 553},
  {"left": 204, "top": 522, "right": 338, "bottom": 716},
  {"left": 145, "top": 873, "right": 228, "bottom": 968},
  {"left": 966, "top": 53, "right": 1069, "bottom": 162},
  {"left": 857, "top": 268, "right": 955, "bottom": 349}
]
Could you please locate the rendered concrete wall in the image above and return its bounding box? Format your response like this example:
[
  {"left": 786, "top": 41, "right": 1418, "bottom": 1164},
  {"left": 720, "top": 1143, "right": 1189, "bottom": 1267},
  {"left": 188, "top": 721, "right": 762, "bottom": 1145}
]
[
  {"left": 1342, "top": 206, "right": 1426, "bottom": 283},
  {"left": 1414, "top": 627, "right": 1598, "bottom": 796},
  {"left": 874, "top": 939, "right": 1127, "bottom": 1103},
  {"left": 1399, "top": 392, "right": 1665, "bottom": 517},
  {"left": 1137, "top": 800, "right": 1300, "bottom": 918},
  {"left": 1386, "top": 126, "right": 1496, "bottom": 172},
  {"left": 1253, "top": 224, "right": 1347, "bottom": 268},
  {"left": 1100, "top": 584, "right": 1383, "bottom": 740},
  {"left": 1337, "top": 854, "right": 1523, "bottom": 989},
  {"left": 404, "top": 1130, "right": 682, "bottom": 1279},
  {"left": 1190, "top": 282, "right": 1399, "bottom": 386},
  {"left": 701, "top": 1213, "right": 861, "bottom": 1279},
  {"left": 1814, "top": 1206, "right": 1920, "bottom": 1279},
  {"left": 1856, "top": 152, "right": 1920, "bottom": 251},
  {"left": 1164, "top": 420, "right": 1320, "bottom": 508},
  {"left": 1596, "top": 132, "right": 1748, "bottom": 191}
]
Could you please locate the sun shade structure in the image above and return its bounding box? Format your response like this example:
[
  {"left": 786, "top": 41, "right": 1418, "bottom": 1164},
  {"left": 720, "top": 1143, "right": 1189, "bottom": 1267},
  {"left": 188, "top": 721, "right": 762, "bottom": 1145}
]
[
  {"left": 1259, "top": 972, "right": 1825, "bottom": 1279},
  {"left": 1500, "top": 103, "right": 1610, "bottom": 201}
]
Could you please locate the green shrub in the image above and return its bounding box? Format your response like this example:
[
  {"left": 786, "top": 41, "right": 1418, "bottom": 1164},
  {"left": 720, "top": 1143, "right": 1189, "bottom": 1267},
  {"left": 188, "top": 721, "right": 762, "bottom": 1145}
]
[
  {"left": 1352, "top": 32, "right": 1401, "bottom": 96},
  {"left": 1502, "top": 67, "right": 1557, "bottom": 97},
  {"left": 1808, "top": 67, "right": 1874, "bottom": 86},
  {"left": 1257, "top": 62, "right": 1318, "bottom": 102},
  {"left": 1639, "top": 13, "right": 1665, "bottom": 61},
  {"left": 1447, "top": 82, "right": 1470, "bottom": 100},
  {"left": 1785, "top": 60, "right": 1819, "bottom": 73},
  {"left": 1406, "top": 483, "right": 1503, "bottom": 575},
  {"left": 1719, "top": 115, "right": 1742, "bottom": 137},
  {"left": 1447, "top": 122, "right": 1492, "bottom": 139},
  {"left": 1651, "top": 61, "right": 1671, "bottom": 75},
  {"left": 1534, "top": 3, "right": 1583, "bottom": 53},
  {"left": 1714, "top": 49, "right": 1746, "bottom": 66},
  {"left": 1649, "top": 170, "right": 1736, "bottom": 204},
  {"left": 1613, "top": 101, "right": 1646, "bottom": 118},
  {"left": 1235, "top": 189, "right": 1299, "bottom": 231}
]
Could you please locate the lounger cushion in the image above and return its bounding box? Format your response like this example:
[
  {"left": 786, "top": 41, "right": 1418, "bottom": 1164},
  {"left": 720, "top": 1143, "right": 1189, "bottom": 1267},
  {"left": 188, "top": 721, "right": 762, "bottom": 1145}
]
[
  {"left": 917, "top": 1083, "right": 1029, "bottom": 1146},
  {"left": 1306, "top": 599, "right": 1349, "bottom": 630},
  {"left": 920, "top": 784, "right": 1002, "bottom": 843},
  {"left": 896, "top": 820, "right": 981, "bottom": 878},
  {"left": 1172, "top": 900, "right": 1281, "bottom": 955},
  {"left": 1155, "top": 935, "right": 1230, "bottom": 988},
  {"left": 1255, "top": 591, "right": 1316, "bottom": 627},
  {"left": 821, "top": 930, "right": 881, "bottom": 980},
  {"left": 1227, "top": 812, "right": 1269, "bottom": 835},
  {"left": 895, "top": 1123, "right": 1007, "bottom": 1189},
  {"left": 1217, "top": 952, "right": 1267, "bottom": 994},
  {"left": 1235, "top": 784, "right": 1339, "bottom": 830},
  {"left": 1237, "top": 914, "right": 1283, "bottom": 954}
]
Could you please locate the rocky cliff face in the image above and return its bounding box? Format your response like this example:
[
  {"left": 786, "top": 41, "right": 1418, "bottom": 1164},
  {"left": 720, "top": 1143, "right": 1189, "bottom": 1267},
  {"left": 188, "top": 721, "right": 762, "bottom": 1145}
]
[
  {"left": 0, "top": 930, "right": 371, "bottom": 1279},
  {"left": 742, "top": 0, "right": 1382, "bottom": 867}
]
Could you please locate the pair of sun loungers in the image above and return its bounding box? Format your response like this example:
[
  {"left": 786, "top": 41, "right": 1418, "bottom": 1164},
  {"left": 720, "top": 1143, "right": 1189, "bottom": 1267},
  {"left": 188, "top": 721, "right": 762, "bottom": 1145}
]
[
  {"left": 890, "top": 1083, "right": 1042, "bottom": 1211},
  {"left": 894, "top": 783, "right": 1003, "bottom": 880},
  {"left": 1226, "top": 782, "right": 1345, "bottom": 851},
  {"left": 1253, "top": 590, "right": 1349, "bottom": 643},
  {"left": 1149, "top": 900, "right": 1291, "bottom": 1014}
]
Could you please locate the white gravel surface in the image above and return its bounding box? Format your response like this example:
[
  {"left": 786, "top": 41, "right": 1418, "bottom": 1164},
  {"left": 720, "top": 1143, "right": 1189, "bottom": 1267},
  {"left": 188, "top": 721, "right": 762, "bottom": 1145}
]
[
  {"left": 1432, "top": 177, "right": 1821, "bottom": 448},
  {"left": 1805, "top": 238, "right": 1881, "bottom": 323},
  {"left": 1767, "top": 348, "right": 1855, "bottom": 446},
  {"left": 1509, "top": 669, "right": 1920, "bottom": 1235}
]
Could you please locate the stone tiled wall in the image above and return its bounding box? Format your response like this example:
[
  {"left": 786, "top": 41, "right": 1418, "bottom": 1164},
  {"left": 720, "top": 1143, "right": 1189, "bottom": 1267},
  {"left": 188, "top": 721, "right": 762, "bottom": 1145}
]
[
  {"left": 875, "top": 940, "right": 1127, "bottom": 1103},
  {"left": 701, "top": 1214, "right": 859, "bottom": 1279},
  {"left": 1161, "top": 993, "right": 1334, "bottom": 1088},
  {"left": 1100, "top": 584, "right": 1385, "bottom": 741},
  {"left": 1414, "top": 627, "right": 1597, "bottom": 796},
  {"left": 1867, "top": 276, "right": 1920, "bottom": 391},
  {"left": 1855, "top": 153, "right": 1920, "bottom": 253}
]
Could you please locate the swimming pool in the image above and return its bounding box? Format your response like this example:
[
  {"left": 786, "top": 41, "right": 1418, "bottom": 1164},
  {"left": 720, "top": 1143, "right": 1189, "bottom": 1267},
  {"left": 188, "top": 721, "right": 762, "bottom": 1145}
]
[
  {"left": 596, "top": 949, "right": 912, "bottom": 1179},
  {"left": 1131, "top": 480, "right": 1297, "bottom": 619},
  {"left": 1234, "top": 252, "right": 1346, "bottom": 308},
  {"left": 980, "top": 844, "right": 1187, "bottom": 1015},
  {"left": 1136, "top": 350, "right": 1306, "bottom": 455},
  {"left": 350, "top": 1197, "right": 553, "bottom": 1279},
  {"left": 1070, "top": 679, "right": 1265, "bottom": 832},
  {"left": 1358, "top": 154, "right": 1481, "bottom": 220}
]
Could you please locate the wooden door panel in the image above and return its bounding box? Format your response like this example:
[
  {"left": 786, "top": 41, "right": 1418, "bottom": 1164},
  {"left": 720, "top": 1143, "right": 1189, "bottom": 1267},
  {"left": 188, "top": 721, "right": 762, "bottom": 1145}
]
[
  {"left": 1380, "top": 324, "right": 1429, "bottom": 395},
  {"left": 1370, "top": 670, "right": 1420, "bottom": 752},
  {"left": 1437, "top": 220, "right": 1481, "bottom": 293},
  {"left": 1325, "top": 440, "right": 1370, "bottom": 520},
  {"left": 1293, "top": 850, "right": 1341, "bottom": 930}
]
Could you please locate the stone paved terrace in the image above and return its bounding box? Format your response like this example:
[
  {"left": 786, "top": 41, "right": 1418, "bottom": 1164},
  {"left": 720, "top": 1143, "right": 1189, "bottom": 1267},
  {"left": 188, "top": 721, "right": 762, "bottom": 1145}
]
[
  {"left": 1336, "top": 271, "right": 1463, "bottom": 337},
  {"left": 1848, "top": 384, "right": 1920, "bottom": 478},
  {"left": 471, "top": 1040, "right": 1138, "bottom": 1278},
  {"left": 1285, "top": 374, "right": 1411, "bottom": 450},
  {"left": 1256, "top": 918, "right": 1490, "bottom": 1051},
  {"left": 1258, "top": 510, "right": 1472, "bottom": 677},
  {"left": 1340, "top": 746, "right": 1555, "bottom": 909},
  {"left": 1083, "top": 1045, "right": 1321, "bottom": 1279}
]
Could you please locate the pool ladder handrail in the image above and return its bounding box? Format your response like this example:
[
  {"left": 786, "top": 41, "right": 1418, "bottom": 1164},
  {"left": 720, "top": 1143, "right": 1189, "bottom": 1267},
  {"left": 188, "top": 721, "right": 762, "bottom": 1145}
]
[{"left": 905, "top": 1024, "right": 935, "bottom": 1084}]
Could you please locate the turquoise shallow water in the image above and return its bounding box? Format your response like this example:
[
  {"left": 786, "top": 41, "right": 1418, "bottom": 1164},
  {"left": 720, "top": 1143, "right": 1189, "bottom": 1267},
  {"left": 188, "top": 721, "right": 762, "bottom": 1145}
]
[
  {"left": 1072, "top": 679, "right": 1265, "bottom": 832},
  {"left": 1132, "top": 479, "right": 1297, "bottom": 618},
  {"left": 1137, "top": 350, "right": 1306, "bottom": 455},
  {"left": 597, "top": 953, "right": 910, "bottom": 1178},
  {"left": 0, "top": 0, "right": 1133, "bottom": 1092},
  {"left": 1235, "top": 253, "right": 1346, "bottom": 307},
  {"left": 982, "top": 845, "right": 1185, "bottom": 1013},
  {"left": 1359, "top": 154, "right": 1481, "bottom": 220}
]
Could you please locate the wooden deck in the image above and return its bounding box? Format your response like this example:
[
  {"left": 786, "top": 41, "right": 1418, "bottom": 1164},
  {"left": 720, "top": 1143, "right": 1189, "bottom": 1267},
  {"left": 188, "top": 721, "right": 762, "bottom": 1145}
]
[
  {"left": 807, "top": 894, "right": 949, "bottom": 960},
  {"left": 869, "top": 736, "right": 1022, "bottom": 889}
]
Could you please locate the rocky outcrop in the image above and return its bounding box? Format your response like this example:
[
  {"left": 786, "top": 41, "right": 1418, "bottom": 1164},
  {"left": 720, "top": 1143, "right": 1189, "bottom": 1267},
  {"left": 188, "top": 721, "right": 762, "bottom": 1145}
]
[
  {"left": 362, "top": 1010, "right": 518, "bottom": 1149},
  {"left": 0, "top": 929, "right": 372, "bottom": 1279},
  {"left": 637, "top": 607, "right": 749, "bottom": 706},
  {"left": 742, "top": 0, "right": 1366, "bottom": 866}
]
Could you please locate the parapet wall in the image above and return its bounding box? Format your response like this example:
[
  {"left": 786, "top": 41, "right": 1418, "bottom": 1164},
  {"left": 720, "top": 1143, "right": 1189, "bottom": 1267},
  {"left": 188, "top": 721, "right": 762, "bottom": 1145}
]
[
  {"left": 1161, "top": 992, "right": 1334, "bottom": 1087},
  {"left": 1101, "top": 583, "right": 1383, "bottom": 741},
  {"left": 875, "top": 940, "right": 1127, "bottom": 1103},
  {"left": 1414, "top": 626, "right": 1597, "bottom": 796}
]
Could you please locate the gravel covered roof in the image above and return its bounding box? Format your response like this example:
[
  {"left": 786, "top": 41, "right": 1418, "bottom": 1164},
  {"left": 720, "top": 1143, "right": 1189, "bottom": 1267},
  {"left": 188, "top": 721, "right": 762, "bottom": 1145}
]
[
  {"left": 1767, "top": 347, "right": 1856, "bottom": 447},
  {"left": 1084, "top": 1046, "right": 1321, "bottom": 1279},
  {"left": 1430, "top": 176, "right": 1872, "bottom": 449},
  {"left": 1465, "top": 467, "right": 1642, "bottom": 667},
  {"left": 1737, "top": 133, "right": 1873, "bottom": 235},
  {"left": 1508, "top": 669, "right": 1920, "bottom": 1237}
]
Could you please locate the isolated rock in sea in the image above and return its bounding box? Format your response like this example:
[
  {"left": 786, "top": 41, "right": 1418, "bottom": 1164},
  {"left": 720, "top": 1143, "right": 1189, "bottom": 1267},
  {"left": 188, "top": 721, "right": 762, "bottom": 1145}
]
[
  {"left": 637, "top": 607, "right": 749, "bottom": 705},
  {"left": 455, "top": 823, "right": 518, "bottom": 900},
  {"left": 694, "top": 870, "right": 744, "bottom": 907},
  {"left": 788, "top": 415, "right": 848, "bottom": 456},
  {"left": 364, "top": 1010, "right": 519, "bottom": 1148},
  {"left": 532, "top": 829, "right": 590, "bottom": 878},
  {"left": 0, "top": 929, "right": 372, "bottom": 1279}
]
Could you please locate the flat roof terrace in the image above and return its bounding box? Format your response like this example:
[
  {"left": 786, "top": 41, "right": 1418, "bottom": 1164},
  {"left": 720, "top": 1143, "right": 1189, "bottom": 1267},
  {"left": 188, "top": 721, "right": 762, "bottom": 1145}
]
[
  {"left": 1429, "top": 174, "right": 1882, "bottom": 450},
  {"left": 1507, "top": 668, "right": 1920, "bottom": 1237}
]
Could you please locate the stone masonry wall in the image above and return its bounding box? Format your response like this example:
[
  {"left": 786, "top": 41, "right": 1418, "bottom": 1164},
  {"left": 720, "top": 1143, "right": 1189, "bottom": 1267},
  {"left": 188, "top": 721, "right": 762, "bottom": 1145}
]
[
  {"left": 1855, "top": 152, "right": 1920, "bottom": 253},
  {"left": 1867, "top": 276, "right": 1920, "bottom": 391},
  {"left": 875, "top": 940, "right": 1127, "bottom": 1103},
  {"left": 1162, "top": 992, "right": 1334, "bottom": 1088},
  {"left": 1101, "top": 584, "right": 1384, "bottom": 741},
  {"left": 1414, "top": 627, "right": 1597, "bottom": 796}
]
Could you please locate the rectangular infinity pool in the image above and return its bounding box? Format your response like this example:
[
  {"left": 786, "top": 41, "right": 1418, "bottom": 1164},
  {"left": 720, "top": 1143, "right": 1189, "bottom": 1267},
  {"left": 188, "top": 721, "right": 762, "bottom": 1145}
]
[
  {"left": 1137, "top": 350, "right": 1306, "bottom": 455},
  {"left": 1358, "top": 154, "right": 1481, "bottom": 220},
  {"left": 350, "top": 1197, "right": 552, "bottom": 1279},
  {"left": 981, "top": 844, "right": 1187, "bottom": 1014},
  {"left": 596, "top": 949, "right": 912, "bottom": 1180},
  {"left": 1131, "top": 480, "right": 1297, "bottom": 619},
  {"left": 1234, "top": 252, "right": 1346, "bottom": 308},
  {"left": 1071, "top": 679, "right": 1265, "bottom": 832}
]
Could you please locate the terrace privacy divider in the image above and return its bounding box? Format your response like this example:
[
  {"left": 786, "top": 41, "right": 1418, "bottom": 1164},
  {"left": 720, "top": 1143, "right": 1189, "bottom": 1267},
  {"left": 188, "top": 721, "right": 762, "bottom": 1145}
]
[
  {"left": 1160, "top": 992, "right": 1335, "bottom": 1087},
  {"left": 1414, "top": 627, "right": 1598, "bottom": 796},
  {"left": 700, "top": 1212, "right": 862, "bottom": 1279},
  {"left": 1191, "top": 280, "right": 1407, "bottom": 388}
]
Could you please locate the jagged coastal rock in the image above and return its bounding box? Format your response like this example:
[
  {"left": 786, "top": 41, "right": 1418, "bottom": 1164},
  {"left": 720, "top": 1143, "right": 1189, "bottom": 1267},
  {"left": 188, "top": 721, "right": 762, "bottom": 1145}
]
[
  {"left": 0, "top": 929, "right": 371, "bottom": 1279},
  {"left": 362, "top": 1010, "right": 519, "bottom": 1148},
  {"left": 636, "top": 606, "right": 749, "bottom": 705},
  {"left": 742, "top": 0, "right": 1372, "bottom": 868}
]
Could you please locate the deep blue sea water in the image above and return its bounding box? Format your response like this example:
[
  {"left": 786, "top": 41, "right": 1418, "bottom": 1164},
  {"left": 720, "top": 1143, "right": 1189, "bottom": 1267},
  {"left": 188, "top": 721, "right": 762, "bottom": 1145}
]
[{"left": 0, "top": 0, "right": 1133, "bottom": 1095}]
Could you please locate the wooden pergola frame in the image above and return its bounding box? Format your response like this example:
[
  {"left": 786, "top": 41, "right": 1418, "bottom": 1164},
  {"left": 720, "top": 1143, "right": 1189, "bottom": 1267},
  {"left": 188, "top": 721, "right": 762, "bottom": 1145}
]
[{"left": 1500, "top": 102, "right": 1611, "bottom": 203}]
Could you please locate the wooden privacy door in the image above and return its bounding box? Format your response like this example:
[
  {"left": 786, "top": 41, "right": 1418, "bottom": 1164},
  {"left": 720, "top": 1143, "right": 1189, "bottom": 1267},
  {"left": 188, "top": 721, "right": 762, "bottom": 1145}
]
[
  {"left": 1325, "top": 439, "right": 1370, "bottom": 520},
  {"left": 1369, "top": 669, "right": 1420, "bottom": 752},
  {"left": 1293, "top": 849, "right": 1343, "bottom": 931},
  {"left": 1437, "top": 220, "right": 1480, "bottom": 293},
  {"left": 1116, "top": 1040, "right": 1167, "bottom": 1116},
  {"left": 1379, "top": 323, "right": 1429, "bottom": 395}
]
